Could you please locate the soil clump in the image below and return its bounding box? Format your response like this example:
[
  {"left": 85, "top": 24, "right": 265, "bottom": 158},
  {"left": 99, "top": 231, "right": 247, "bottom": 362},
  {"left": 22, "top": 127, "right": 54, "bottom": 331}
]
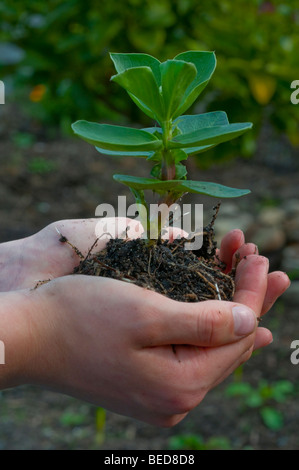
[{"left": 73, "top": 206, "right": 236, "bottom": 302}]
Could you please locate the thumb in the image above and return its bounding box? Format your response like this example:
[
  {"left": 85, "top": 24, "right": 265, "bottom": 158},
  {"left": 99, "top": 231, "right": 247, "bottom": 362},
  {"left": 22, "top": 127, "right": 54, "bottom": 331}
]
[{"left": 151, "top": 299, "right": 258, "bottom": 347}]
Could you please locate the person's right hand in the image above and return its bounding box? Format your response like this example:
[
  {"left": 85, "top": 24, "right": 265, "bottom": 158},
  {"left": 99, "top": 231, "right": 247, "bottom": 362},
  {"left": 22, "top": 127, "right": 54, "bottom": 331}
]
[{"left": 2, "top": 249, "right": 287, "bottom": 427}]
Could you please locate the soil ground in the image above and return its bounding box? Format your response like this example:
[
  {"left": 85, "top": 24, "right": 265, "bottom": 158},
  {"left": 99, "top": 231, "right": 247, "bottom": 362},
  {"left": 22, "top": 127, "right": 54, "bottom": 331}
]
[{"left": 0, "top": 106, "right": 298, "bottom": 450}]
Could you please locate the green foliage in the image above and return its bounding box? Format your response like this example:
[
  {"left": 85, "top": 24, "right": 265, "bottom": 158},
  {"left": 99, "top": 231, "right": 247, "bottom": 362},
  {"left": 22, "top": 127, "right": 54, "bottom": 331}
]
[
  {"left": 95, "top": 407, "right": 106, "bottom": 445},
  {"left": 260, "top": 407, "right": 284, "bottom": 431},
  {"left": 168, "top": 433, "right": 232, "bottom": 450},
  {"left": 1, "top": 0, "right": 298, "bottom": 162},
  {"left": 72, "top": 51, "right": 251, "bottom": 238},
  {"left": 225, "top": 379, "right": 295, "bottom": 431},
  {"left": 11, "top": 132, "right": 36, "bottom": 149},
  {"left": 59, "top": 410, "right": 88, "bottom": 427},
  {"left": 27, "top": 157, "right": 57, "bottom": 174}
]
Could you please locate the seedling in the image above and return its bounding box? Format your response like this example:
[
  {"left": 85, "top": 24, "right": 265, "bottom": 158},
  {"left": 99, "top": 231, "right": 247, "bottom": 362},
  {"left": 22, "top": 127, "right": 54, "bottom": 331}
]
[
  {"left": 72, "top": 51, "right": 252, "bottom": 241},
  {"left": 70, "top": 51, "right": 253, "bottom": 303}
]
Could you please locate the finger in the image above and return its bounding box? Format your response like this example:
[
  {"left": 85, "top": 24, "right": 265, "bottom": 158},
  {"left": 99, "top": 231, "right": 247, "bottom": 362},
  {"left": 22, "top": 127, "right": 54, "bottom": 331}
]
[
  {"left": 210, "top": 326, "right": 273, "bottom": 389},
  {"left": 232, "top": 242, "right": 259, "bottom": 267},
  {"left": 253, "top": 327, "right": 273, "bottom": 350},
  {"left": 94, "top": 217, "right": 144, "bottom": 242},
  {"left": 162, "top": 227, "right": 188, "bottom": 242},
  {"left": 218, "top": 229, "right": 245, "bottom": 272},
  {"left": 148, "top": 298, "right": 258, "bottom": 348},
  {"left": 261, "top": 271, "right": 291, "bottom": 316},
  {"left": 191, "top": 332, "right": 256, "bottom": 389},
  {"left": 233, "top": 254, "right": 269, "bottom": 315}
]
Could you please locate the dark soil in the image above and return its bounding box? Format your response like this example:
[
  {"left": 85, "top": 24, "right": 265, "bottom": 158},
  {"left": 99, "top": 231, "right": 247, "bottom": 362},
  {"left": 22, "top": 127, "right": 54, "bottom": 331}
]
[{"left": 72, "top": 220, "right": 235, "bottom": 303}]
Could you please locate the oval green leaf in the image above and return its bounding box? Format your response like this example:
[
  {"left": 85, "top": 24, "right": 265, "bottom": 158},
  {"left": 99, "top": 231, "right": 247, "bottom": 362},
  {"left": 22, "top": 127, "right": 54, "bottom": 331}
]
[
  {"left": 168, "top": 122, "right": 253, "bottom": 149},
  {"left": 72, "top": 121, "right": 162, "bottom": 152},
  {"left": 160, "top": 60, "right": 197, "bottom": 120},
  {"left": 111, "top": 66, "right": 164, "bottom": 122},
  {"left": 174, "top": 111, "right": 229, "bottom": 134},
  {"left": 173, "top": 51, "right": 217, "bottom": 118},
  {"left": 114, "top": 175, "right": 251, "bottom": 198},
  {"left": 110, "top": 52, "right": 161, "bottom": 86},
  {"left": 95, "top": 148, "right": 153, "bottom": 158}
]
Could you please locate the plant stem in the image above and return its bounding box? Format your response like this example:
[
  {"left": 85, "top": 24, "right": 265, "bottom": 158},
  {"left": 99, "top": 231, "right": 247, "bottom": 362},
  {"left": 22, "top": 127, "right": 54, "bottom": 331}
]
[{"left": 161, "top": 120, "right": 176, "bottom": 181}]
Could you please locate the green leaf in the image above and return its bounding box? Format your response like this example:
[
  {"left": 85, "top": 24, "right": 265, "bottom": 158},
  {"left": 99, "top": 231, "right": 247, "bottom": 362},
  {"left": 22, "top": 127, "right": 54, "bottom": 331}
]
[
  {"left": 113, "top": 175, "right": 251, "bottom": 198},
  {"left": 171, "top": 148, "right": 188, "bottom": 163},
  {"left": 110, "top": 52, "right": 161, "bottom": 85},
  {"left": 113, "top": 175, "right": 182, "bottom": 194},
  {"left": 175, "top": 162, "right": 187, "bottom": 179},
  {"left": 168, "top": 122, "right": 253, "bottom": 149},
  {"left": 111, "top": 66, "right": 164, "bottom": 121},
  {"left": 174, "top": 111, "right": 229, "bottom": 134},
  {"left": 182, "top": 180, "right": 251, "bottom": 198},
  {"left": 95, "top": 148, "right": 152, "bottom": 158},
  {"left": 225, "top": 382, "right": 253, "bottom": 397},
  {"left": 146, "top": 150, "right": 163, "bottom": 162},
  {"left": 272, "top": 380, "right": 295, "bottom": 403},
  {"left": 173, "top": 51, "right": 216, "bottom": 117},
  {"left": 160, "top": 60, "right": 197, "bottom": 119},
  {"left": 72, "top": 121, "right": 162, "bottom": 152},
  {"left": 173, "top": 112, "right": 230, "bottom": 156},
  {"left": 142, "top": 126, "right": 163, "bottom": 136},
  {"left": 245, "top": 391, "right": 264, "bottom": 408},
  {"left": 260, "top": 407, "right": 284, "bottom": 431},
  {"left": 168, "top": 434, "right": 205, "bottom": 450}
]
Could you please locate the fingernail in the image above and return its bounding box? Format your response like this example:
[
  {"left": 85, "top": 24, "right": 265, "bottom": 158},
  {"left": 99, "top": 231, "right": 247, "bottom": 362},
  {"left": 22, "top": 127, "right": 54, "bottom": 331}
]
[{"left": 232, "top": 305, "right": 257, "bottom": 336}]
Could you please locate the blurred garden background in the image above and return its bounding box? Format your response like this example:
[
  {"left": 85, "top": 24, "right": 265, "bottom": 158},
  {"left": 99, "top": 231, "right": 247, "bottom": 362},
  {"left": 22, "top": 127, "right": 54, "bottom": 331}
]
[{"left": 0, "top": 0, "right": 299, "bottom": 450}]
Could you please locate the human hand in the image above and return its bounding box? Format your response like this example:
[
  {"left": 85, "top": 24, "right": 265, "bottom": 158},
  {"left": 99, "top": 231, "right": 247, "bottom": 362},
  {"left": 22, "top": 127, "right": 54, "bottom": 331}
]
[
  {"left": 0, "top": 217, "right": 289, "bottom": 304},
  {"left": 0, "top": 244, "right": 289, "bottom": 427},
  {"left": 0, "top": 218, "right": 136, "bottom": 291},
  {"left": 0, "top": 219, "right": 289, "bottom": 357}
]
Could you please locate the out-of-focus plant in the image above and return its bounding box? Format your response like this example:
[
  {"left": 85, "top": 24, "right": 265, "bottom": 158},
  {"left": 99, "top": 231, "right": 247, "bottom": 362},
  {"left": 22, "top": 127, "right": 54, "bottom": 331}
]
[
  {"left": 168, "top": 433, "right": 232, "bottom": 450},
  {"left": 225, "top": 379, "right": 295, "bottom": 431},
  {"left": 0, "top": 0, "right": 298, "bottom": 162}
]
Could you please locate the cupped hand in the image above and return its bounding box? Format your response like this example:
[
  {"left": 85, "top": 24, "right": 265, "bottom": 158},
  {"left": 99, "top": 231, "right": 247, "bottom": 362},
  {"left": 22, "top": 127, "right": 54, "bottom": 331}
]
[
  {"left": 0, "top": 218, "right": 138, "bottom": 291},
  {"left": 17, "top": 241, "right": 289, "bottom": 427},
  {"left": 0, "top": 219, "right": 290, "bottom": 357},
  {"left": 0, "top": 219, "right": 290, "bottom": 311}
]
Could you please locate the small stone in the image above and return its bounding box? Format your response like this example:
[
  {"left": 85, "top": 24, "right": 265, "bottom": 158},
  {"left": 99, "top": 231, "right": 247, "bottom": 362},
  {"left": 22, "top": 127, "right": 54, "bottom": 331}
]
[
  {"left": 250, "top": 226, "right": 286, "bottom": 253},
  {"left": 214, "top": 213, "right": 254, "bottom": 245},
  {"left": 258, "top": 207, "right": 286, "bottom": 227},
  {"left": 281, "top": 244, "right": 299, "bottom": 272}
]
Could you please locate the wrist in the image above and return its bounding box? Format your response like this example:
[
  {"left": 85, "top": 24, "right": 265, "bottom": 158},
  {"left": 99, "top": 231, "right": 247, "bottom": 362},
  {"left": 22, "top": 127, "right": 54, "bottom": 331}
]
[
  {"left": 0, "top": 235, "right": 39, "bottom": 292},
  {"left": 0, "top": 283, "right": 64, "bottom": 391},
  {"left": 0, "top": 289, "right": 39, "bottom": 389}
]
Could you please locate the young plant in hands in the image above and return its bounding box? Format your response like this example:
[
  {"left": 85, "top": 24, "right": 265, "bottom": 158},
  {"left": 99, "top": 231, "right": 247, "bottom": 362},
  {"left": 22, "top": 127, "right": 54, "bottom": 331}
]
[
  {"left": 72, "top": 51, "right": 252, "bottom": 238},
  {"left": 71, "top": 51, "right": 253, "bottom": 302}
]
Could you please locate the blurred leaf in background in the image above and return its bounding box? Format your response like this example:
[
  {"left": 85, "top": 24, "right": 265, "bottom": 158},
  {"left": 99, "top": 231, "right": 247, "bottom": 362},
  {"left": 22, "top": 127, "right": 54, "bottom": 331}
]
[{"left": 0, "top": 0, "right": 298, "bottom": 163}]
